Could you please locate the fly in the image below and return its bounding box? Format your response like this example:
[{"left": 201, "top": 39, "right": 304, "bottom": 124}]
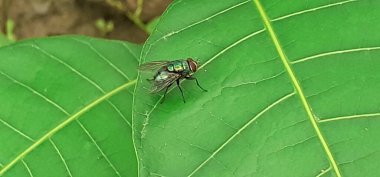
[{"left": 139, "top": 58, "right": 207, "bottom": 103}]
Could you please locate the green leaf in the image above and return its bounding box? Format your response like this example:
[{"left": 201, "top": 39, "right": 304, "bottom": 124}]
[
  {"left": 133, "top": 0, "right": 380, "bottom": 176},
  {"left": 146, "top": 17, "right": 161, "bottom": 34},
  {"left": 0, "top": 36, "right": 140, "bottom": 177}
]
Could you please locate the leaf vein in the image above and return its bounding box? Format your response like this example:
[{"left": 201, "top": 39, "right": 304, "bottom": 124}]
[
  {"left": 316, "top": 166, "right": 332, "bottom": 177},
  {"left": 120, "top": 42, "right": 139, "bottom": 62},
  {"left": 0, "top": 80, "right": 136, "bottom": 175},
  {"left": 253, "top": 0, "right": 342, "bottom": 176},
  {"left": 292, "top": 46, "right": 380, "bottom": 64},
  {"left": 272, "top": 0, "right": 358, "bottom": 22},
  {"left": 30, "top": 44, "right": 132, "bottom": 127},
  {"left": 319, "top": 112, "right": 380, "bottom": 123},
  {"left": 0, "top": 70, "right": 70, "bottom": 115},
  {"left": 140, "top": 0, "right": 251, "bottom": 61},
  {"left": 21, "top": 160, "right": 34, "bottom": 177},
  {"left": 187, "top": 92, "right": 295, "bottom": 176},
  {"left": 199, "top": 29, "right": 265, "bottom": 70},
  {"left": 226, "top": 70, "right": 285, "bottom": 89},
  {"left": 76, "top": 120, "right": 121, "bottom": 177},
  {"left": 49, "top": 138, "right": 73, "bottom": 177},
  {"left": 0, "top": 118, "right": 35, "bottom": 142},
  {"left": 70, "top": 38, "right": 131, "bottom": 80},
  {"left": 151, "top": 0, "right": 251, "bottom": 45}
]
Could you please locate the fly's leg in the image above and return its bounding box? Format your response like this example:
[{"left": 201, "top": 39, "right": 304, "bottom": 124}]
[
  {"left": 186, "top": 76, "right": 207, "bottom": 92},
  {"left": 176, "top": 79, "right": 186, "bottom": 103},
  {"left": 161, "top": 83, "right": 172, "bottom": 104}
]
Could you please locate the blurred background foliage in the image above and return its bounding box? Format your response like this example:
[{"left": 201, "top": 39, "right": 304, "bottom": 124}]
[{"left": 0, "top": 0, "right": 172, "bottom": 46}]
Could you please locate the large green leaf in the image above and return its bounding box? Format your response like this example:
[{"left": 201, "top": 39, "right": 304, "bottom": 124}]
[
  {"left": 0, "top": 36, "right": 140, "bottom": 177},
  {"left": 133, "top": 0, "right": 380, "bottom": 176}
]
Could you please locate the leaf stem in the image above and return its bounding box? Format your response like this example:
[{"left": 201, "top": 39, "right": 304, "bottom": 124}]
[
  {"left": 106, "top": 0, "right": 148, "bottom": 33},
  {"left": 127, "top": 11, "right": 148, "bottom": 33},
  {"left": 134, "top": 0, "right": 144, "bottom": 18}
]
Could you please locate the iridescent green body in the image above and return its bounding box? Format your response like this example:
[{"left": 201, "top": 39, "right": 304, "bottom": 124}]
[
  {"left": 155, "top": 60, "right": 192, "bottom": 82},
  {"left": 139, "top": 58, "right": 206, "bottom": 103},
  {"left": 167, "top": 60, "right": 190, "bottom": 72}
]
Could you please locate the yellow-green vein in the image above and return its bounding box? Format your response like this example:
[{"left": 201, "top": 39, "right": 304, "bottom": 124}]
[
  {"left": 0, "top": 79, "right": 137, "bottom": 176},
  {"left": 252, "top": 0, "right": 342, "bottom": 176}
]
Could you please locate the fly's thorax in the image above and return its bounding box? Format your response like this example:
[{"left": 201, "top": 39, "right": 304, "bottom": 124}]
[
  {"left": 181, "top": 60, "right": 191, "bottom": 73},
  {"left": 167, "top": 65, "right": 174, "bottom": 72},
  {"left": 167, "top": 60, "right": 191, "bottom": 73},
  {"left": 173, "top": 60, "right": 185, "bottom": 72}
]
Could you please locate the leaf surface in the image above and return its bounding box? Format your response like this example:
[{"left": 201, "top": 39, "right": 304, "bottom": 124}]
[
  {"left": 133, "top": 0, "right": 380, "bottom": 176},
  {"left": 0, "top": 36, "right": 140, "bottom": 177}
]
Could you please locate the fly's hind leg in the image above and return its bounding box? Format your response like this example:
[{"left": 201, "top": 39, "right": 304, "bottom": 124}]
[{"left": 176, "top": 79, "right": 186, "bottom": 103}]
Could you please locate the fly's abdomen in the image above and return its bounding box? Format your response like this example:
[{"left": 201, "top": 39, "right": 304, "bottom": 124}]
[{"left": 155, "top": 71, "right": 170, "bottom": 81}]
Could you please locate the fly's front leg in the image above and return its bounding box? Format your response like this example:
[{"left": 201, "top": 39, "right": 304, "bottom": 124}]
[
  {"left": 176, "top": 79, "right": 186, "bottom": 103},
  {"left": 186, "top": 76, "right": 207, "bottom": 92}
]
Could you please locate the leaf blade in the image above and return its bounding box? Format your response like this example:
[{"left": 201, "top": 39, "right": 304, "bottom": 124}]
[
  {"left": 0, "top": 36, "right": 140, "bottom": 177},
  {"left": 134, "top": 0, "right": 380, "bottom": 176}
]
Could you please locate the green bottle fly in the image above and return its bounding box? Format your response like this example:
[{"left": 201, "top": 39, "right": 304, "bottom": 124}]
[{"left": 139, "top": 58, "right": 207, "bottom": 103}]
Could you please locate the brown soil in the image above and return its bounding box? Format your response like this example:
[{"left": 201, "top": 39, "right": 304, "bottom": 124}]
[{"left": 0, "top": 0, "right": 172, "bottom": 44}]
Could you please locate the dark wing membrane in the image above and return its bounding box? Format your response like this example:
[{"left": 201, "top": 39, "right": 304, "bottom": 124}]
[
  {"left": 150, "top": 72, "right": 181, "bottom": 93},
  {"left": 138, "top": 61, "right": 170, "bottom": 71}
]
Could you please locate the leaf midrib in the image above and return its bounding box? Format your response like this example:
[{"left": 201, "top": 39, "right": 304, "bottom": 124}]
[
  {"left": 0, "top": 79, "right": 137, "bottom": 175},
  {"left": 252, "top": 0, "right": 342, "bottom": 176}
]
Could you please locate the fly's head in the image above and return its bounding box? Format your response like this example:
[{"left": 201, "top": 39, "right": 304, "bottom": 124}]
[{"left": 187, "top": 58, "right": 198, "bottom": 73}]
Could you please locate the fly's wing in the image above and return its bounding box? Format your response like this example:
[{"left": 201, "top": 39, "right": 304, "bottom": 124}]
[
  {"left": 138, "top": 61, "right": 170, "bottom": 72},
  {"left": 150, "top": 72, "right": 181, "bottom": 93}
]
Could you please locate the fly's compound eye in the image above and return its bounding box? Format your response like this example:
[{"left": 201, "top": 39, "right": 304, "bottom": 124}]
[{"left": 187, "top": 58, "right": 198, "bottom": 72}]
